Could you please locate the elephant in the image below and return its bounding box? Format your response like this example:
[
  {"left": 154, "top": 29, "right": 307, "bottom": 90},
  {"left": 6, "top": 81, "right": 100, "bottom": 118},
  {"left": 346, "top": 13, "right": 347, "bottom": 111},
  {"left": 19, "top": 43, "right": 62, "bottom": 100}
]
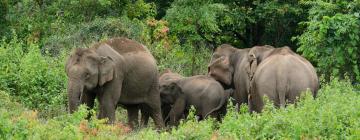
[
  {"left": 208, "top": 44, "right": 252, "bottom": 109},
  {"left": 159, "top": 70, "right": 230, "bottom": 126},
  {"left": 137, "top": 69, "right": 184, "bottom": 127},
  {"left": 65, "top": 37, "right": 164, "bottom": 129},
  {"left": 247, "top": 46, "right": 319, "bottom": 112}
]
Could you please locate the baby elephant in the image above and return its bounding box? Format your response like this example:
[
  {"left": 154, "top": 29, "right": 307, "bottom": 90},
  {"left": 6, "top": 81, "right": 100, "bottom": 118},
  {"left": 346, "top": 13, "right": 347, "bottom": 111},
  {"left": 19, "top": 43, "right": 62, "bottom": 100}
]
[{"left": 159, "top": 70, "right": 230, "bottom": 126}]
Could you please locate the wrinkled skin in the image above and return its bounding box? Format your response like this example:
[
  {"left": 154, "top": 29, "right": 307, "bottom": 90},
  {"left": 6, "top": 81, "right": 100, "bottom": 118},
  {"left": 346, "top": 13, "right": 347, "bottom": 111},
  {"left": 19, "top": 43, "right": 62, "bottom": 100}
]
[
  {"left": 208, "top": 44, "right": 252, "bottom": 108},
  {"left": 65, "top": 37, "right": 164, "bottom": 129},
  {"left": 159, "top": 70, "right": 230, "bottom": 126},
  {"left": 247, "top": 46, "right": 319, "bottom": 112}
]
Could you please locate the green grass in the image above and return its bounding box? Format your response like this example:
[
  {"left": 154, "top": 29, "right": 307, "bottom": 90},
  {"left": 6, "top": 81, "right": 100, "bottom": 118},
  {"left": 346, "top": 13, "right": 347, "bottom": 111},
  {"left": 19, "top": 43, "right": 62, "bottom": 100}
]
[{"left": 0, "top": 79, "right": 359, "bottom": 140}]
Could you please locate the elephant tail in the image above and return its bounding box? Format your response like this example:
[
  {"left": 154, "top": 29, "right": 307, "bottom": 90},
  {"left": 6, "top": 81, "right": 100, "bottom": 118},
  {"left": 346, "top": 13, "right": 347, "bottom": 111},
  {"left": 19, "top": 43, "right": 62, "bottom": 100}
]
[{"left": 204, "top": 89, "right": 230, "bottom": 118}]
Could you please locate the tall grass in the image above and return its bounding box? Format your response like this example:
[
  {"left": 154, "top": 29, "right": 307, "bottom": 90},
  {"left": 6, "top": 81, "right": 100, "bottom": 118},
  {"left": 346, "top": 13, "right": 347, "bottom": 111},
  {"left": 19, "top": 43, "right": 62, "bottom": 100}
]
[{"left": 0, "top": 78, "right": 359, "bottom": 139}]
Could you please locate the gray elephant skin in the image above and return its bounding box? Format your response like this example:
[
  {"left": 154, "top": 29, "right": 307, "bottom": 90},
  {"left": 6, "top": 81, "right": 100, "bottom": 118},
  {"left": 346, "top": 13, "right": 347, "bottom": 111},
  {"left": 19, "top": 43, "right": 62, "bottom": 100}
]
[
  {"left": 159, "top": 70, "right": 230, "bottom": 126},
  {"left": 65, "top": 37, "right": 164, "bottom": 128},
  {"left": 208, "top": 44, "right": 251, "bottom": 107},
  {"left": 208, "top": 44, "right": 319, "bottom": 112},
  {"left": 247, "top": 46, "right": 319, "bottom": 112}
]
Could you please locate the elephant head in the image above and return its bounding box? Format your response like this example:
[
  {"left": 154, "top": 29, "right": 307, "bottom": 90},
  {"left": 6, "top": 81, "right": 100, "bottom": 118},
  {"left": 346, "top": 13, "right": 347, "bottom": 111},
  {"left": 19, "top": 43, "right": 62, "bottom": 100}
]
[
  {"left": 159, "top": 80, "right": 182, "bottom": 105},
  {"left": 159, "top": 69, "right": 183, "bottom": 82},
  {"left": 65, "top": 45, "right": 116, "bottom": 113},
  {"left": 246, "top": 45, "right": 274, "bottom": 80},
  {"left": 159, "top": 79, "right": 185, "bottom": 125},
  {"left": 208, "top": 44, "right": 243, "bottom": 88}
]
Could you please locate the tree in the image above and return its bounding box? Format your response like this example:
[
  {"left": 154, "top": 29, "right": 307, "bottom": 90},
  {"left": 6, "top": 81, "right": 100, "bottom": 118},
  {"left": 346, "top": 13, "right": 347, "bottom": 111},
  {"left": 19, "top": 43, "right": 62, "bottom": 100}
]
[
  {"left": 0, "top": 0, "right": 9, "bottom": 37},
  {"left": 216, "top": 0, "right": 306, "bottom": 48},
  {"left": 165, "top": 0, "right": 226, "bottom": 75},
  {"left": 296, "top": 1, "right": 360, "bottom": 82}
]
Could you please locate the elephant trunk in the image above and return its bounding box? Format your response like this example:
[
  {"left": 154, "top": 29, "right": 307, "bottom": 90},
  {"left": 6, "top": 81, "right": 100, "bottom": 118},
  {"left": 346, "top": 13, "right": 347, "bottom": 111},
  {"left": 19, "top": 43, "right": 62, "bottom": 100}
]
[{"left": 68, "top": 81, "right": 84, "bottom": 113}]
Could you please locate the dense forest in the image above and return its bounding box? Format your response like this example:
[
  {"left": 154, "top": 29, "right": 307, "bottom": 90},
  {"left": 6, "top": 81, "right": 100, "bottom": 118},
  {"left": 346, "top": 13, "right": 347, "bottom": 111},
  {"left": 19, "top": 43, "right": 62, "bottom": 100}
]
[{"left": 0, "top": 0, "right": 359, "bottom": 139}]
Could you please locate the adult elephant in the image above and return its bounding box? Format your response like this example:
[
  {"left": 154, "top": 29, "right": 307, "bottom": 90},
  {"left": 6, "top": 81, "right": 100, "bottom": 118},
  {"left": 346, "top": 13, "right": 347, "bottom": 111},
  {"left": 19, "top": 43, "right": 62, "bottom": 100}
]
[
  {"left": 247, "top": 46, "right": 319, "bottom": 112},
  {"left": 159, "top": 70, "right": 230, "bottom": 126},
  {"left": 207, "top": 44, "right": 252, "bottom": 108},
  {"left": 65, "top": 37, "right": 164, "bottom": 129}
]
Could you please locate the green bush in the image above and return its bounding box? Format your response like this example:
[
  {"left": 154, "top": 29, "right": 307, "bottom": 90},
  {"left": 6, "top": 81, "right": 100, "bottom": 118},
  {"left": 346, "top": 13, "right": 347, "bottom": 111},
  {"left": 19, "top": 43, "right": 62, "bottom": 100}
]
[
  {"left": 4, "top": 0, "right": 129, "bottom": 43},
  {"left": 218, "top": 78, "right": 360, "bottom": 139},
  {"left": 0, "top": 78, "right": 359, "bottom": 139},
  {"left": 153, "top": 43, "right": 211, "bottom": 76},
  {"left": 0, "top": 35, "right": 23, "bottom": 93},
  {"left": 296, "top": 1, "right": 360, "bottom": 82},
  {"left": 18, "top": 44, "right": 67, "bottom": 114},
  {"left": 43, "top": 17, "right": 148, "bottom": 55},
  {"left": 0, "top": 36, "right": 67, "bottom": 117}
]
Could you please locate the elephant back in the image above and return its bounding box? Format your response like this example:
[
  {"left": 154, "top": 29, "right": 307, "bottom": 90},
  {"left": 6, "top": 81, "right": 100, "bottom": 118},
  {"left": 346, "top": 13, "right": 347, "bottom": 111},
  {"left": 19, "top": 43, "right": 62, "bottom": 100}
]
[{"left": 93, "top": 37, "right": 150, "bottom": 55}]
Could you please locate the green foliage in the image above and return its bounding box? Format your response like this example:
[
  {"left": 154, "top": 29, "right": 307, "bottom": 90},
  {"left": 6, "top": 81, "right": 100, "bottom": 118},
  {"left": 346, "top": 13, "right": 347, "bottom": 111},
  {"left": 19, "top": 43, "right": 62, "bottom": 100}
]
[
  {"left": 0, "top": 34, "right": 23, "bottom": 93},
  {"left": 5, "top": 0, "right": 129, "bottom": 42},
  {"left": 163, "top": 0, "right": 223, "bottom": 75},
  {"left": 148, "top": 0, "right": 174, "bottom": 19},
  {"left": 44, "top": 17, "right": 148, "bottom": 54},
  {"left": 296, "top": 1, "right": 360, "bottom": 82},
  {"left": 218, "top": 78, "right": 360, "bottom": 139},
  {"left": 0, "top": 36, "right": 67, "bottom": 117},
  {"left": 0, "top": 0, "right": 8, "bottom": 37},
  {"left": 216, "top": 0, "right": 306, "bottom": 47},
  {"left": 18, "top": 44, "right": 67, "bottom": 113},
  {"left": 0, "top": 79, "right": 359, "bottom": 139},
  {"left": 165, "top": 0, "right": 226, "bottom": 44},
  {"left": 0, "top": 95, "right": 115, "bottom": 140},
  {"left": 1, "top": 0, "right": 360, "bottom": 139},
  {"left": 154, "top": 43, "right": 211, "bottom": 76},
  {"left": 125, "top": 0, "right": 157, "bottom": 20}
]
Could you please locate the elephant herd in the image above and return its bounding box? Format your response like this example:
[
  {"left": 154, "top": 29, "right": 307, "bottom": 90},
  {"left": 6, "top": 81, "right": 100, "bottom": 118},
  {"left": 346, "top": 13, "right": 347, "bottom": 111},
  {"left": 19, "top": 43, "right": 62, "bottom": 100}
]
[{"left": 65, "top": 37, "right": 319, "bottom": 129}]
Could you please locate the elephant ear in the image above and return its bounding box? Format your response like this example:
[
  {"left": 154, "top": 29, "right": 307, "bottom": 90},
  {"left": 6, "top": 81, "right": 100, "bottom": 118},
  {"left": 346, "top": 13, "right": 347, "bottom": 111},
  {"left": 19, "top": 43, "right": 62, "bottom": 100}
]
[
  {"left": 246, "top": 52, "right": 258, "bottom": 80},
  {"left": 169, "top": 82, "right": 183, "bottom": 96},
  {"left": 208, "top": 56, "right": 232, "bottom": 85},
  {"left": 98, "top": 56, "right": 115, "bottom": 86}
]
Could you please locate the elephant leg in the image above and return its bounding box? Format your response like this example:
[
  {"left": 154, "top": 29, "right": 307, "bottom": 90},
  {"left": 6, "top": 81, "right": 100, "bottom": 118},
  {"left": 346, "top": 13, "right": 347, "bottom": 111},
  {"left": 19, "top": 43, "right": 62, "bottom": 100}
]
[
  {"left": 277, "top": 86, "right": 286, "bottom": 108},
  {"left": 98, "top": 101, "right": 116, "bottom": 124},
  {"left": 237, "top": 89, "right": 248, "bottom": 107},
  {"left": 140, "top": 105, "right": 150, "bottom": 127},
  {"left": 161, "top": 105, "right": 172, "bottom": 126},
  {"left": 183, "top": 109, "right": 189, "bottom": 120},
  {"left": 279, "top": 95, "right": 286, "bottom": 108},
  {"left": 126, "top": 105, "right": 139, "bottom": 129},
  {"left": 145, "top": 102, "right": 164, "bottom": 129},
  {"left": 169, "top": 99, "right": 186, "bottom": 126},
  {"left": 144, "top": 88, "right": 165, "bottom": 129},
  {"left": 217, "top": 102, "right": 228, "bottom": 122},
  {"left": 97, "top": 91, "right": 119, "bottom": 124}
]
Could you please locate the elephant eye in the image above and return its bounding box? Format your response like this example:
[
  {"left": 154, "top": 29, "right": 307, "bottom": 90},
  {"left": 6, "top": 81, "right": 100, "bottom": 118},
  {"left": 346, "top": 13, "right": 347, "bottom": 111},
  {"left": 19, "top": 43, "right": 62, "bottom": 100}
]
[{"left": 85, "top": 73, "right": 91, "bottom": 79}]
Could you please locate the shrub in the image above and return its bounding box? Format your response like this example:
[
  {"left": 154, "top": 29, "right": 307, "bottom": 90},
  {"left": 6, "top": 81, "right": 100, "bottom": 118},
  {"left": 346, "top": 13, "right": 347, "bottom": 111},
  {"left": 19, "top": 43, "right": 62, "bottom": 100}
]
[
  {"left": 296, "top": 1, "right": 360, "bottom": 82},
  {"left": 0, "top": 78, "right": 359, "bottom": 139},
  {"left": 153, "top": 43, "right": 212, "bottom": 76},
  {"left": 43, "top": 17, "right": 148, "bottom": 55},
  {"left": 0, "top": 36, "right": 67, "bottom": 117},
  {"left": 0, "top": 35, "right": 23, "bottom": 93},
  {"left": 18, "top": 44, "right": 67, "bottom": 115},
  {"left": 218, "top": 78, "right": 360, "bottom": 139}
]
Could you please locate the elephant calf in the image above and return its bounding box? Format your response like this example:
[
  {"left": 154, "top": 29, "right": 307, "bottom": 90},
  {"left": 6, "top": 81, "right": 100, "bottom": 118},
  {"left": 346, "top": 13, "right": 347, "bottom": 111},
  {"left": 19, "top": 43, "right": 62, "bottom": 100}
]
[{"left": 159, "top": 70, "right": 230, "bottom": 126}]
